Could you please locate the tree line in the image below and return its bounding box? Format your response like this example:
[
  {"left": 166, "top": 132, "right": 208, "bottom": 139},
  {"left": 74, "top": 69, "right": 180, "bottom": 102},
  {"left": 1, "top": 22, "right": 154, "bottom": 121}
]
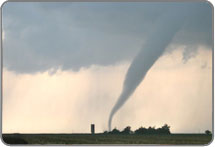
[{"left": 104, "top": 124, "right": 171, "bottom": 135}]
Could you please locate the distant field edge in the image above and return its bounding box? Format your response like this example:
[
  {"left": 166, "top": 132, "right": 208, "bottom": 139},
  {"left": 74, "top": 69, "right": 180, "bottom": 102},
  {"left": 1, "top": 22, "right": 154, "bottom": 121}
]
[{"left": 1, "top": 133, "right": 213, "bottom": 145}]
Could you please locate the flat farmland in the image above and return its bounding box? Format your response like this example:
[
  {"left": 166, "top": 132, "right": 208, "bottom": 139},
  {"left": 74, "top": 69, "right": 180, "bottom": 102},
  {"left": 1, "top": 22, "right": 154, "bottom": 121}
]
[{"left": 2, "top": 133, "right": 212, "bottom": 145}]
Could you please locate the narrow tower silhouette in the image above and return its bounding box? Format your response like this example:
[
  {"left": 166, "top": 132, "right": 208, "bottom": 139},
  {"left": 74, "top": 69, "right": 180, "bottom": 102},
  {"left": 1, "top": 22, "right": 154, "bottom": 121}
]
[{"left": 91, "top": 124, "right": 95, "bottom": 134}]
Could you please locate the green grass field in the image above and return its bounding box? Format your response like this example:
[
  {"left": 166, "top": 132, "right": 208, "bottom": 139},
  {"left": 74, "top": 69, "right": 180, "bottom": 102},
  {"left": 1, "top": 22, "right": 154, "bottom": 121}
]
[{"left": 2, "top": 133, "right": 213, "bottom": 145}]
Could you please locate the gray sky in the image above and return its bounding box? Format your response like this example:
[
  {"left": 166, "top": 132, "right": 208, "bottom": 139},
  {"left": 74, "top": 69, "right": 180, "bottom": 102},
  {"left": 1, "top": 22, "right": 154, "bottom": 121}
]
[
  {"left": 2, "top": 2, "right": 213, "bottom": 133},
  {"left": 2, "top": 2, "right": 212, "bottom": 73}
]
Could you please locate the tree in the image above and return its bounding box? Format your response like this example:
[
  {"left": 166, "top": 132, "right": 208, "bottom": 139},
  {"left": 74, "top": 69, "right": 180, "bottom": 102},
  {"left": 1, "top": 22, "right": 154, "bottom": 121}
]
[
  {"left": 121, "top": 126, "right": 132, "bottom": 134},
  {"left": 110, "top": 128, "right": 120, "bottom": 134},
  {"left": 134, "top": 124, "right": 171, "bottom": 135},
  {"left": 134, "top": 127, "right": 147, "bottom": 134},
  {"left": 161, "top": 124, "right": 170, "bottom": 130},
  {"left": 160, "top": 124, "right": 171, "bottom": 134},
  {"left": 205, "top": 130, "right": 212, "bottom": 135}
]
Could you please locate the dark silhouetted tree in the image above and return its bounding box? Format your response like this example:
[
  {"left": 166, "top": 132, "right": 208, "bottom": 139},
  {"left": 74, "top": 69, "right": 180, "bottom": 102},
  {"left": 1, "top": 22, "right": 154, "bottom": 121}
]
[
  {"left": 205, "top": 130, "right": 212, "bottom": 135},
  {"left": 147, "top": 126, "right": 156, "bottom": 134},
  {"left": 121, "top": 126, "right": 132, "bottom": 134},
  {"left": 160, "top": 124, "right": 171, "bottom": 134},
  {"left": 110, "top": 128, "right": 120, "bottom": 134},
  {"left": 134, "top": 124, "right": 171, "bottom": 135},
  {"left": 134, "top": 127, "right": 147, "bottom": 134}
]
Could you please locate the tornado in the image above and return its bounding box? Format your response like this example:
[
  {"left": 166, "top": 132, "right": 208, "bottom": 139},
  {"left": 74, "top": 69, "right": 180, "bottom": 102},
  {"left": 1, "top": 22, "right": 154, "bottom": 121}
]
[{"left": 108, "top": 7, "right": 189, "bottom": 131}]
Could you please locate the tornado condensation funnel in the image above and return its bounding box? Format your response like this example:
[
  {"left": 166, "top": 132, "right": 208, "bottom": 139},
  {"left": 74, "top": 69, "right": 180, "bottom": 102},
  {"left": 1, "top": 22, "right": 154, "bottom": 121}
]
[{"left": 108, "top": 6, "right": 189, "bottom": 131}]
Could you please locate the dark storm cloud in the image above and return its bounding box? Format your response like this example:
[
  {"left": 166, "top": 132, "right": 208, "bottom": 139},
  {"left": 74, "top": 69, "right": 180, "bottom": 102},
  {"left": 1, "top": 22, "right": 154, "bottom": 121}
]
[{"left": 2, "top": 2, "right": 212, "bottom": 73}]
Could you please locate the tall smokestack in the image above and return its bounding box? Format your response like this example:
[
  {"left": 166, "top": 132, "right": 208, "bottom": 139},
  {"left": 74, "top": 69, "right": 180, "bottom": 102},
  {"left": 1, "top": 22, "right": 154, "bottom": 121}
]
[
  {"left": 108, "top": 6, "right": 189, "bottom": 131},
  {"left": 91, "top": 124, "right": 95, "bottom": 134}
]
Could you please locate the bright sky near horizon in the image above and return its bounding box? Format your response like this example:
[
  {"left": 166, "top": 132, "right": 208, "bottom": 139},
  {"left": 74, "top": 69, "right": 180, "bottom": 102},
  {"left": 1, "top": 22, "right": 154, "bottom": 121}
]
[{"left": 2, "top": 2, "right": 213, "bottom": 133}]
